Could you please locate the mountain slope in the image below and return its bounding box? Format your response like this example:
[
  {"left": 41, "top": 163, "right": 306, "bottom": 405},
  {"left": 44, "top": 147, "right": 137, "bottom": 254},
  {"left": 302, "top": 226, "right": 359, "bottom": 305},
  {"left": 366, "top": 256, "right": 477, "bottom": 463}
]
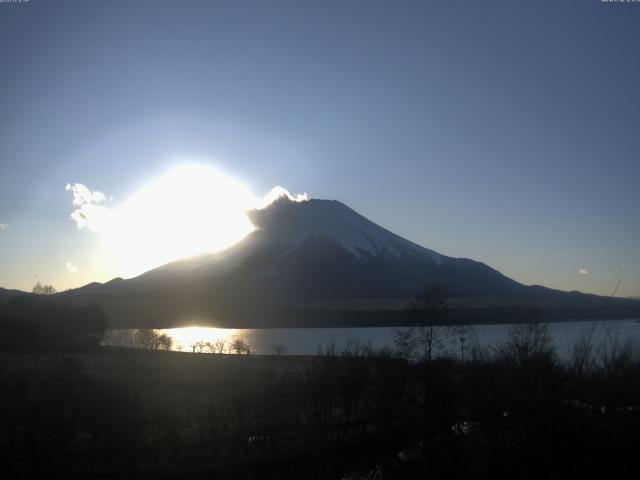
[
  {"left": 85, "top": 197, "right": 525, "bottom": 299},
  {"left": 63, "top": 196, "right": 639, "bottom": 327}
]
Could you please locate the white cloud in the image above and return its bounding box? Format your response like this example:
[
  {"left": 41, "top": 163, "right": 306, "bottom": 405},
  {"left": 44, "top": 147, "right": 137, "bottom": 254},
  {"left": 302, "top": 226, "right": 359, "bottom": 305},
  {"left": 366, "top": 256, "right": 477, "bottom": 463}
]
[
  {"left": 257, "top": 186, "right": 309, "bottom": 209},
  {"left": 0, "top": 223, "right": 7, "bottom": 231},
  {"left": 66, "top": 183, "right": 112, "bottom": 231},
  {"left": 578, "top": 268, "right": 589, "bottom": 275},
  {"left": 69, "top": 203, "right": 113, "bottom": 231},
  {"left": 66, "top": 183, "right": 106, "bottom": 206},
  {"left": 66, "top": 262, "right": 79, "bottom": 273}
]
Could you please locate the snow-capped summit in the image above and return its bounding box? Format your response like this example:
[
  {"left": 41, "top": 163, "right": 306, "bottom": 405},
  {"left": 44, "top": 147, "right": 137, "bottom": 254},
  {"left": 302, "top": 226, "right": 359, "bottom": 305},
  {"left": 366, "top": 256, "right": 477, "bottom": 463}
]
[{"left": 247, "top": 196, "right": 443, "bottom": 263}]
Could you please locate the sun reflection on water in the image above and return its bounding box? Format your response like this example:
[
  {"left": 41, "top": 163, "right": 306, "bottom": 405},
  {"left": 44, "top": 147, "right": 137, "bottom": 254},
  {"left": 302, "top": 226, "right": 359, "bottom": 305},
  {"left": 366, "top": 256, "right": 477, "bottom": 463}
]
[{"left": 161, "top": 327, "right": 239, "bottom": 353}]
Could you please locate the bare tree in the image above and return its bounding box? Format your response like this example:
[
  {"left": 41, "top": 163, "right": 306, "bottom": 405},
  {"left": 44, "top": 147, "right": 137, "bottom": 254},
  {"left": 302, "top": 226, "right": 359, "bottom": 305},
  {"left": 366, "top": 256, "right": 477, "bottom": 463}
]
[
  {"left": 192, "top": 340, "right": 208, "bottom": 353},
  {"left": 212, "top": 338, "right": 226, "bottom": 354},
  {"left": 32, "top": 282, "right": 57, "bottom": 295},
  {"left": 158, "top": 333, "right": 173, "bottom": 351},
  {"left": 393, "top": 326, "right": 417, "bottom": 360},
  {"left": 135, "top": 329, "right": 172, "bottom": 350},
  {"left": 466, "top": 330, "right": 491, "bottom": 364},
  {"left": 231, "top": 337, "right": 250, "bottom": 354},
  {"left": 496, "top": 321, "right": 555, "bottom": 366},
  {"left": 597, "top": 327, "right": 637, "bottom": 378},
  {"left": 341, "top": 338, "right": 373, "bottom": 357},
  {"left": 408, "top": 285, "right": 452, "bottom": 365},
  {"left": 568, "top": 325, "right": 598, "bottom": 379}
]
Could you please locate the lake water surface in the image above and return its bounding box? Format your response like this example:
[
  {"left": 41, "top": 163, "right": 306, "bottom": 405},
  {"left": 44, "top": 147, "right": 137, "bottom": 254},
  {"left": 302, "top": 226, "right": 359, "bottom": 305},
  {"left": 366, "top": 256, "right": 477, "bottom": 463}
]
[{"left": 102, "top": 318, "right": 640, "bottom": 360}]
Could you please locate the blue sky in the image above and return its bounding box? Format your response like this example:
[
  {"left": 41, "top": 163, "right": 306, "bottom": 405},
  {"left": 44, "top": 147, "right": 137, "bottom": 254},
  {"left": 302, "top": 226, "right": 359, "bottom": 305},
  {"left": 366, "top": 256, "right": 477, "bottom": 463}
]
[{"left": 0, "top": 0, "right": 638, "bottom": 296}]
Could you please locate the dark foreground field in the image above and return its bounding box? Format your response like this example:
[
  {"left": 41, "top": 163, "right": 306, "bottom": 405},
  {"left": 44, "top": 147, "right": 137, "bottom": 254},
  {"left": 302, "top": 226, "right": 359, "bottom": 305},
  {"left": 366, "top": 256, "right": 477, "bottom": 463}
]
[{"left": 2, "top": 337, "right": 640, "bottom": 479}]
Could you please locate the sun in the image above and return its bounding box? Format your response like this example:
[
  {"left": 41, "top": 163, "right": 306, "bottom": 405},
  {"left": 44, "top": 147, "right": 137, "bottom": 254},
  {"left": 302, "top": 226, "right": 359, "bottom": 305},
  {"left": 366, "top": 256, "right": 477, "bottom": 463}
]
[
  {"left": 67, "top": 161, "right": 308, "bottom": 280},
  {"left": 103, "top": 164, "right": 256, "bottom": 278}
]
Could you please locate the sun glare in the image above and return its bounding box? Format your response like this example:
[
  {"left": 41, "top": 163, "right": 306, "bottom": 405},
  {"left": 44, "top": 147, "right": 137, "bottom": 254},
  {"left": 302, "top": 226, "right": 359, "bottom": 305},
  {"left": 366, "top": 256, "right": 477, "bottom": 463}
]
[
  {"left": 103, "top": 164, "right": 256, "bottom": 278},
  {"left": 67, "top": 161, "right": 308, "bottom": 279},
  {"left": 161, "top": 326, "right": 237, "bottom": 352}
]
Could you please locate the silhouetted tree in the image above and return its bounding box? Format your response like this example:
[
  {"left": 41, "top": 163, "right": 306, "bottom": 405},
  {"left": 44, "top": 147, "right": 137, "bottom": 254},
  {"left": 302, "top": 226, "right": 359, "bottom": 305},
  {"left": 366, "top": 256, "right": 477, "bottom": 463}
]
[
  {"left": 32, "top": 282, "right": 57, "bottom": 295},
  {"left": 231, "top": 337, "right": 250, "bottom": 354},
  {"left": 158, "top": 333, "right": 173, "bottom": 351},
  {"left": 393, "top": 326, "right": 417, "bottom": 360},
  {"left": 496, "top": 321, "right": 555, "bottom": 366},
  {"left": 213, "top": 338, "right": 227, "bottom": 354},
  {"left": 192, "top": 340, "right": 208, "bottom": 353},
  {"left": 400, "top": 285, "right": 453, "bottom": 365},
  {"left": 135, "top": 329, "right": 172, "bottom": 350}
]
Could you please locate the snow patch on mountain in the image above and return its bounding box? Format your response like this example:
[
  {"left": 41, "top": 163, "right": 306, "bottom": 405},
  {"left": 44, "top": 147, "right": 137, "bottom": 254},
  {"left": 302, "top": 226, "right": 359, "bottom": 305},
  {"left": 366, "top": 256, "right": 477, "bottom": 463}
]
[{"left": 248, "top": 197, "right": 443, "bottom": 264}]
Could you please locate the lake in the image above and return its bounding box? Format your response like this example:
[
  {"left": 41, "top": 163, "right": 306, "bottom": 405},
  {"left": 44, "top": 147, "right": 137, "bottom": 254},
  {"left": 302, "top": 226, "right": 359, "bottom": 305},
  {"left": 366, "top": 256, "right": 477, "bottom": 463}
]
[{"left": 102, "top": 318, "right": 640, "bottom": 360}]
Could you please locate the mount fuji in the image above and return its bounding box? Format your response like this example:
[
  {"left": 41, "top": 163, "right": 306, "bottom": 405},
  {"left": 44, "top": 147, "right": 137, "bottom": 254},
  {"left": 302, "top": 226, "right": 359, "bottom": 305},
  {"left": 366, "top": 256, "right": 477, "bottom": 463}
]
[{"left": 63, "top": 196, "right": 639, "bottom": 327}]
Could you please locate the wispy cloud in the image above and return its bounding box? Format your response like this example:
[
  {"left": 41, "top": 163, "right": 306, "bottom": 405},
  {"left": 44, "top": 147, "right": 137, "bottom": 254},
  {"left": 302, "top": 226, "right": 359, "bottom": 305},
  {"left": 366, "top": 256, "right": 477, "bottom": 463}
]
[
  {"left": 0, "top": 223, "right": 7, "bottom": 231},
  {"left": 66, "top": 262, "right": 79, "bottom": 273},
  {"left": 578, "top": 267, "right": 589, "bottom": 275}
]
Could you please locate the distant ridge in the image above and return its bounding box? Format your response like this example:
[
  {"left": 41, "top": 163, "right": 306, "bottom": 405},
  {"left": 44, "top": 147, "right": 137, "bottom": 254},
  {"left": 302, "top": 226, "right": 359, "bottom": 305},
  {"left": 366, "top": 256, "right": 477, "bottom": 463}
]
[{"left": 0, "top": 287, "right": 30, "bottom": 299}]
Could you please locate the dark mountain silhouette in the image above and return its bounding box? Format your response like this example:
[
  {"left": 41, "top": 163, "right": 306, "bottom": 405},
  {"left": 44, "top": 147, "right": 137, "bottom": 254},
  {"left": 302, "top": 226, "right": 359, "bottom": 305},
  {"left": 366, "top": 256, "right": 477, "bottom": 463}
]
[
  {"left": 59, "top": 196, "right": 640, "bottom": 327},
  {"left": 0, "top": 287, "right": 30, "bottom": 299}
]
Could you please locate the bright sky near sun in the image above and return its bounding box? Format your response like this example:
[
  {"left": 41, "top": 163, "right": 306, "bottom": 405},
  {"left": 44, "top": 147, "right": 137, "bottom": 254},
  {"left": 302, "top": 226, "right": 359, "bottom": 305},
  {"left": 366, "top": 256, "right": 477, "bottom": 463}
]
[
  {"left": 0, "top": 0, "right": 639, "bottom": 296},
  {"left": 64, "top": 163, "right": 306, "bottom": 279}
]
